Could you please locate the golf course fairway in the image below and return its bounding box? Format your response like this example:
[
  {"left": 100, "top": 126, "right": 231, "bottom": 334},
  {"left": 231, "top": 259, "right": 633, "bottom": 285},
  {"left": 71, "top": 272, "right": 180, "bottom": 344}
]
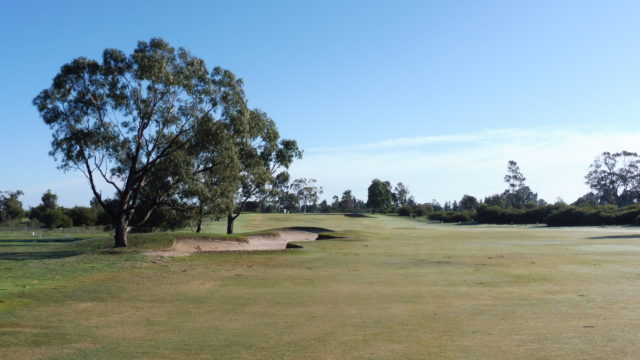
[{"left": 2, "top": 213, "right": 640, "bottom": 359}]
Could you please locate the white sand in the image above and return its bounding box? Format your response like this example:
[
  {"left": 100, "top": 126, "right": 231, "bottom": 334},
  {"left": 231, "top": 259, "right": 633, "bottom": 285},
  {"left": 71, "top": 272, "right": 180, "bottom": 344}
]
[{"left": 143, "top": 229, "right": 318, "bottom": 257}]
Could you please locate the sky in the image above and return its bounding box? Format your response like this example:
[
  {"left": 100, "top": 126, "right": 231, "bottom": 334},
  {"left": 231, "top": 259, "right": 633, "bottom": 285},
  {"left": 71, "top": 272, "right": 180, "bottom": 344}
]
[{"left": 1, "top": 0, "right": 640, "bottom": 207}]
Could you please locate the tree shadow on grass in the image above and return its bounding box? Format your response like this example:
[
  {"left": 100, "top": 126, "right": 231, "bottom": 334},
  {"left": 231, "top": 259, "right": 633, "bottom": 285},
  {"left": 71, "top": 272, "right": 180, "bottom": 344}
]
[
  {"left": 344, "top": 213, "right": 373, "bottom": 218},
  {"left": 0, "top": 250, "right": 82, "bottom": 261},
  {"left": 587, "top": 234, "right": 640, "bottom": 240},
  {"left": 0, "top": 237, "right": 87, "bottom": 244}
]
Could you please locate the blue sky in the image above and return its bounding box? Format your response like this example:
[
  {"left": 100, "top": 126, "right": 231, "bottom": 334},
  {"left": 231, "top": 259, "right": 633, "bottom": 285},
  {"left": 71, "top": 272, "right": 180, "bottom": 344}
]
[{"left": 1, "top": 0, "right": 640, "bottom": 207}]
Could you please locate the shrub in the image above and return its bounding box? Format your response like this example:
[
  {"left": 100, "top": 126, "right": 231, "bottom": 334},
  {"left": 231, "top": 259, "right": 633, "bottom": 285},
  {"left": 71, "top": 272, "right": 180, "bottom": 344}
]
[
  {"left": 428, "top": 211, "right": 472, "bottom": 223},
  {"left": 40, "top": 208, "right": 73, "bottom": 229},
  {"left": 397, "top": 205, "right": 412, "bottom": 217},
  {"left": 65, "top": 206, "right": 97, "bottom": 226}
]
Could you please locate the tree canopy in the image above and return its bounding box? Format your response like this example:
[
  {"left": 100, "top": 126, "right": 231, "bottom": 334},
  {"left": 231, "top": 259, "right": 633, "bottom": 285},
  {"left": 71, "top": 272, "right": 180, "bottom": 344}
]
[
  {"left": 366, "top": 179, "right": 392, "bottom": 214},
  {"left": 585, "top": 151, "right": 640, "bottom": 206},
  {"left": 33, "top": 38, "right": 284, "bottom": 246}
]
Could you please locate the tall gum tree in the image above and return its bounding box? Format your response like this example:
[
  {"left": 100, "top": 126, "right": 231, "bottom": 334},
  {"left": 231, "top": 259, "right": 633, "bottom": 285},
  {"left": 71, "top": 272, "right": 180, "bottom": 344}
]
[
  {"left": 34, "top": 38, "right": 252, "bottom": 247},
  {"left": 225, "top": 110, "right": 302, "bottom": 234}
]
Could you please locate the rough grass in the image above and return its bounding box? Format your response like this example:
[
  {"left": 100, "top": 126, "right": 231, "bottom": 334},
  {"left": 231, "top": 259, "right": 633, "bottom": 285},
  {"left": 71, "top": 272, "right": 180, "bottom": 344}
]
[{"left": 3, "top": 214, "right": 640, "bottom": 359}]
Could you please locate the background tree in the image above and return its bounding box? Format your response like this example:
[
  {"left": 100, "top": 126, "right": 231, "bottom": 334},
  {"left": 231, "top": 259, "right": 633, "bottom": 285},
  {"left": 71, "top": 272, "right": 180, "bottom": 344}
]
[
  {"left": 29, "top": 190, "right": 73, "bottom": 229},
  {"left": 484, "top": 194, "right": 505, "bottom": 207},
  {"left": 339, "top": 189, "right": 357, "bottom": 212},
  {"left": 393, "top": 182, "right": 410, "bottom": 207},
  {"left": 585, "top": 151, "right": 640, "bottom": 206},
  {"left": 64, "top": 206, "right": 98, "bottom": 227},
  {"left": 504, "top": 160, "right": 526, "bottom": 194},
  {"left": 291, "top": 178, "right": 322, "bottom": 213},
  {"left": 330, "top": 195, "right": 340, "bottom": 212},
  {"left": 34, "top": 38, "right": 257, "bottom": 246},
  {"left": 366, "top": 179, "right": 392, "bottom": 214},
  {"left": 0, "top": 190, "right": 25, "bottom": 223},
  {"left": 501, "top": 160, "right": 540, "bottom": 208},
  {"left": 458, "top": 194, "right": 478, "bottom": 211},
  {"left": 572, "top": 192, "right": 598, "bottom": 207}
]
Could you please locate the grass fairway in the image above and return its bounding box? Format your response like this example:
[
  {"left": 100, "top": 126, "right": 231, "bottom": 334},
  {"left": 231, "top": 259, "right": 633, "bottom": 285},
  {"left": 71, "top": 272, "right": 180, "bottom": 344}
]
[{"left": 2, "top": 214, "right": 640, "bottom": 359}]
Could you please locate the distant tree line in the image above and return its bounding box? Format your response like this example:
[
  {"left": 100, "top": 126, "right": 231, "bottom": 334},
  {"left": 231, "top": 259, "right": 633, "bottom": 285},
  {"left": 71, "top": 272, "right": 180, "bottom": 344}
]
[
  {"left": 0, "top": 175, "right": 324, "bottom": 232},
  {"left": 422, "top": 152, "right": 640, "bottom": 226}
]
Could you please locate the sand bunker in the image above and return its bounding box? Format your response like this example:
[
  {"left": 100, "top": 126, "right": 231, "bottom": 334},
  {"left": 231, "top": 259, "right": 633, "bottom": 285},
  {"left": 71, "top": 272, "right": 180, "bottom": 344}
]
[{"left": 144, "top": 229, "right": 321, "bottom": 257}]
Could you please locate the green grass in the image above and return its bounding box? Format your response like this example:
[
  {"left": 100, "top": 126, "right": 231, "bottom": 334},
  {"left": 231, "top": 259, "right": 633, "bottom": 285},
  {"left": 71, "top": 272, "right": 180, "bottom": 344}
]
[{"left": 3, "top": 214, "right": 640, "bottom": 359}]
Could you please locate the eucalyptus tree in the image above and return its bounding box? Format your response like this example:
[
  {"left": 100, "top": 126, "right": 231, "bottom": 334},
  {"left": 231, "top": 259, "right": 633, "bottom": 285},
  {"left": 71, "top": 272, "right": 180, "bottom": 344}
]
[
  {"left": 393, "top": 182, "right": 410, "bottom": 207},
  {"left": 339, "top": 189, "right": 357, "bottom": 212},
  {"left": 34, "top": 38, "right": 254, "bottom": 247},
  {"left": 0, "top": 190, "right": 24, "bottom": 222},
  {"left": 458, "top": 194, "right": 478, "bottom": 211},
  {"left": 180, "top": 119, "right": 241, "bottom": 233},
  {"left": 504, "top": 160, "right": 526, "bottom": 193},
  {"left": 225, "top": 110, "right": 302, "bottom": 233},
  {"left": 366, "top": 179, "right": 393, "bottom": 214},
  {"left": 291, "top": 178, "right": 322, "bottom": 213},
  {"left": 585, "top": 151, "right": 640, "bottom": 206}
]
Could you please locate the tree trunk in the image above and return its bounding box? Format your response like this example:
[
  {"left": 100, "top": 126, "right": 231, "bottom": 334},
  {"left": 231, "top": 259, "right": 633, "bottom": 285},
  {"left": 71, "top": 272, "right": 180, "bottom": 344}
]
[
  {"left": 195, "top": 204, "right": 203, "bottom": 233},
  {"left": 114, "top": 214, "right": 129, "bottom": 248},
  {"left": 227, "top": 213, "right": 235, "bottom": 234}
]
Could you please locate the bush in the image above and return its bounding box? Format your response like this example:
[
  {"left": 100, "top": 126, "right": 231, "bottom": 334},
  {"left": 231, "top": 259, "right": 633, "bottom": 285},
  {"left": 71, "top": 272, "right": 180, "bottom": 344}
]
[
  {"left": 428, "top": 211, "right": 473, "bottom": 223},
  {"left": 65, "top": 206, "right": 97, "bottom": 226},
  {"left": 412, "top": 206, "right": 426, "bottom": 217},
  {"left": 544, "top": 205, "right": 640, "bottom": 226},
  {"left": 397, "top": 205, "right": 412, "bottom": 217},
  {"left": 40, "top": 208, "right": 73, "bottom": 229},
  {"left": 475, "top": 205, "right": 552, "bottom": 224}
]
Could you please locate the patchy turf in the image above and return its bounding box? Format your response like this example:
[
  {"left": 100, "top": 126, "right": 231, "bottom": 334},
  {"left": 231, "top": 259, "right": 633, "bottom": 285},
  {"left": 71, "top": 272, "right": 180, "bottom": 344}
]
[{"left": 3, "top": 214, "right": 640, "bottom": 359}]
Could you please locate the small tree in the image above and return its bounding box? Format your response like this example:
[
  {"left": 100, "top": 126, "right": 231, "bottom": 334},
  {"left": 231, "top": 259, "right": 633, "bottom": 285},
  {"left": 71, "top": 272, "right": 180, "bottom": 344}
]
[
  {"left": 458, "top": 195, "right": 478, "bottom": 211},
  {"left": 339, "top": 189, "right": 357, "bottom": 212},
  {"left": 30, "top": 190, "right": 73, "bottom": 229},
  {"left": 0, "top": 190, "right": 25, "bottom": 223},
  {"left": 393, "top": 183, "right": 410, "bottom": 207},
  {"left": 397, "top": 205, "right": 412, "bottom": 216},
  {"left": 585, "top": 151, "right": 640, "bottom": 206},
  {"left": 504, "top": 160, "right": 526, "bottom": 194},
  {"left": 366, "top": 179, "right": 392, "bottom": 214},
  {"left": 291, "top": 178, "right": 322, "bottom": 213}
]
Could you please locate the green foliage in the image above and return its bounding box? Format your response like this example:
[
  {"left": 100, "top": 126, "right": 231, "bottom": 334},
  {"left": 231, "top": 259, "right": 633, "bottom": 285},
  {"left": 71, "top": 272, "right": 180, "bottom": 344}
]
[
  {"left": 393, "top": 182, "right": 410, "bottom": 207},
  {"left": 412, "top": 204, "right": 430, "bottom": 217},
  {"left": 64, "top": 206, "right": 98, "bottom": 226},
  {"left": 504, "top": 160, "right": 526, "bottom": 193},
  {"left": 572, "top": 192, "right": 599, "bottom": 207},
  {"left": 33, "top": 38, "right": 300, "bottom": 245},
  {"left": 428, "top": 211, "right": 473, "bottom": 223},
  {"left": 545, "top": 205, "right": 640, "bottom": 226},
  {"left": 366, "top": 179, "right": 393, "bottom": 214},
  {"left": 291, "top": 178, "right": 322, "bottom": 213},
  {"left": 458, "top": 194, "right": 478, "bottom": 211},
  {"left": 585, "top": 151, "right": 640, "bottom": 206},
  {"left": 29, "top": 190, "right": 73, "bottom": 229},
  {"left": 474, "top": 205, "right": 552, "bottom": 224},
  {"left": 40, "top": 208, "right": 73, "bottom": 229},
  {"left": 135, "top": 206, "right": 191, "bottom": 232},
  {"left": 397, "top": 205, "right": 413, "bottom": 216},
  {"left": 0, "top": 190, "right": 25, "bottom": 223}
]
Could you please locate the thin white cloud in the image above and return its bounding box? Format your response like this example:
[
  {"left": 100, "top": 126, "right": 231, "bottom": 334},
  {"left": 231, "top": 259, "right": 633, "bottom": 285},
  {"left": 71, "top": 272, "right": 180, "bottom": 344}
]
[
  {"left": 307, "top": 127, "right": 578, "bottom": 153},
  {"left": 20, "top": 126, "right": 640, "bottom": 208},
  {"left": 291, "top": 126, "right": 640, "bottom": 204}
]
